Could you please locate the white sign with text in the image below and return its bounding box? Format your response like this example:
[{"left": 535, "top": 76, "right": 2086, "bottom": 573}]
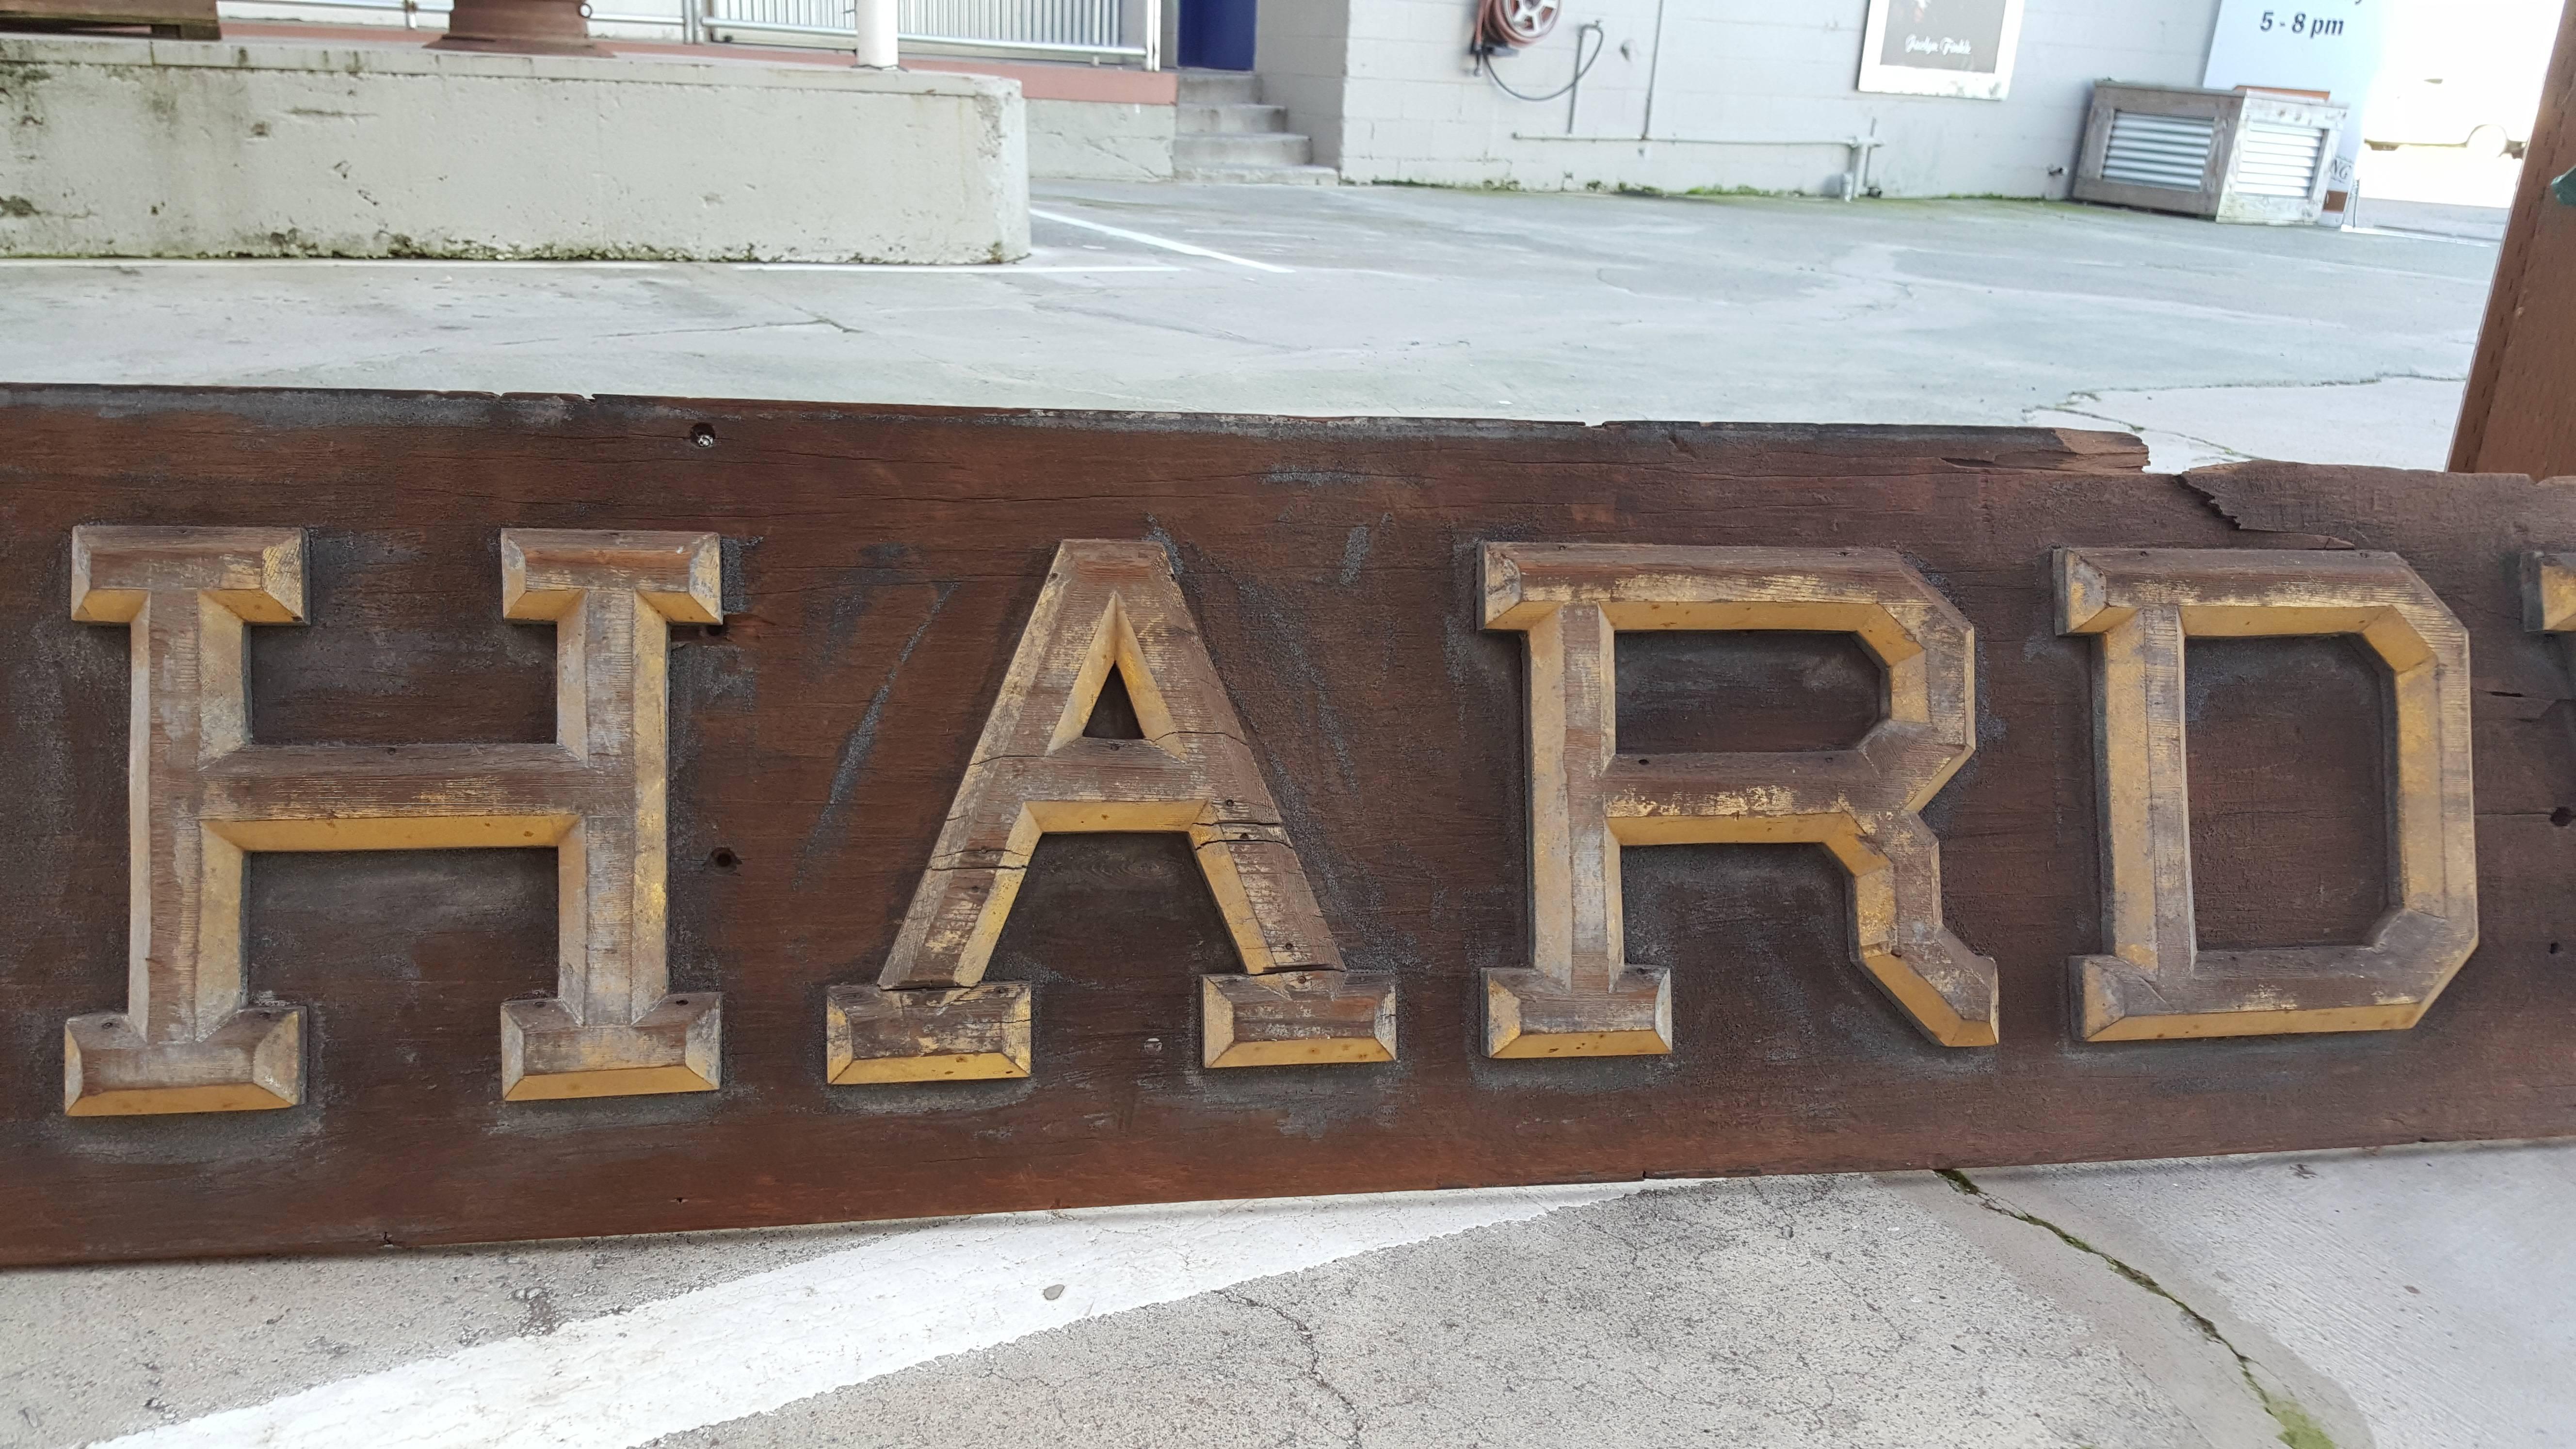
[{"left": 2204, "top": 0, "right": 2389, "bottom": 202}]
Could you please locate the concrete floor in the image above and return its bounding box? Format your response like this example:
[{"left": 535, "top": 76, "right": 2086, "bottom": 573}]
[
  {"left": 3, "top": 177, "right": 2568, "bottom": 1449},
  {"left": 0, "top": 175, "right": 2505, "bottom": 469}
]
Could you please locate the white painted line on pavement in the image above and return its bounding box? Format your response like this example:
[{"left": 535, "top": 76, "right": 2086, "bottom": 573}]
[
  {"left": 2338, "top": 225, "right": 2500, "bottom": 248},
  {"left": 1029, "top": 208, "right": 1295, "bottom": 274},
  {"left": 99, "top": 1181, "right": 1674, "bottom": 1449}
]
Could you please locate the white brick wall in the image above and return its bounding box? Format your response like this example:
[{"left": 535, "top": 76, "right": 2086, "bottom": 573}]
[
  {"left": 1265, "top": 0, "right": 2222, "bottom": 196},
  {"left": 1256, "top": 0, "right": 1356, "bottom": 161}
]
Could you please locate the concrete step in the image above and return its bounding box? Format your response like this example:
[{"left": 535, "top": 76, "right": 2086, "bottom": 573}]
[
  {"left": 1173, "top": 163, "right": 1341, "bottom": 186},
  {"left": 1176, "top": 69, "right": 1260, "bottom": 106},
  {"left": 1175, "top": 130, "right": 1313, "bottom": 169},
  {"left": 1179, "top": 103, "right": 1289, "bottom": 135}
]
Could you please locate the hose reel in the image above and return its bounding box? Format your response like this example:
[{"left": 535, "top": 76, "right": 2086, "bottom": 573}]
[{"left": 1474, "top": 0, "right": 1560, "bottom": 51}]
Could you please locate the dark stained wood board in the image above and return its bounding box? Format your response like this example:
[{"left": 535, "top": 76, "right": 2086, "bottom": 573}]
[
  {"left": 2452, "top": 0, "right": 2576, "bottom": 478},
  {"left": 2, "top": 383, "right": 2574, "bottom": 1267}
]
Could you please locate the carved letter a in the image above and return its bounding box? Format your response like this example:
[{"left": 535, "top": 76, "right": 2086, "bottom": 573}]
[{"left": 826, "top": 540, "right": 1396, "bottom": 1083}]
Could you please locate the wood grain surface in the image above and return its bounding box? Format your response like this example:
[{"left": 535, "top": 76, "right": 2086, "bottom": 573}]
[
  {"left": 3, "top": 385, "right": 2574, "bottom": 1267},
  {"left": 2451, "top": 0, "right": 2576, "bottom": 478}
]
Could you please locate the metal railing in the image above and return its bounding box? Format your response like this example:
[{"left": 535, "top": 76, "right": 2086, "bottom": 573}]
[
  {"left": 215, "top": 0, "right": 451, "bottom": 29},
  {"left": 701, "top": 0, "right": 1149, "bottom": 62},
  {"left": 213, "top": 0, "right": 1156, "bottom": 63},
  {"left": 900, "top": 0, "right": 1127, "bottom": 53}
]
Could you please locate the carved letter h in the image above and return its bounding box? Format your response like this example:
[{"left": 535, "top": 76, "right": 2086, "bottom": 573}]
[{"left": 64, "top": 526, "right": 725, "bottom": 1114}]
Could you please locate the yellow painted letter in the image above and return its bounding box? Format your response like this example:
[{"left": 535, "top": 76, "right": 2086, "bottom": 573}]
[
  {"left": 2057, "top": 547, "right": 2476, "bottom": 1041},
  {"left": 64, "top": 526, "right": 727, "bottom": 1113},
  {"left": 827, "top": 540, "right": 1395, "bottom": 1083},
  {"left": 1481, "top": 543, "right": 1996, "bottom": 1058}
]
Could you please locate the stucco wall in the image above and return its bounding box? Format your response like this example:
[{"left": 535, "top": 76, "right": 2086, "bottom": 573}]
[
  {"left": 1274, "top": 0, "right": 2222, "bottom": 196},
  {"left": 0, "top": 37, "right": 1029, "bottom": 261}
]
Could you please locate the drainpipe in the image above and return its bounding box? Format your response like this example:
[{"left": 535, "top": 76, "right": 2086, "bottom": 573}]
[
  {"left": 1565, "top": 19, "right": 1602, "bottom": 132},
  {"left": 854, "top": 0, "right": 898, "bottom": 67},
  {"left": 1845, "top": 119, "right": 1881, "bottom": 200},
  {"left": 1639, "top": 0, "right": 1667, "bottom": 140}
]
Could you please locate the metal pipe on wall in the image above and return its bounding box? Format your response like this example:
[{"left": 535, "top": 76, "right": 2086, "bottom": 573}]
[
  {"left": 1566, "top": 18, "right": 1601, "bottom": 133},
  {"left": 1639, "top": 0, "right": 1666, "bottom": 140},
  {"left": 854, "top": 0, "right": 897, "bottom": 64}
]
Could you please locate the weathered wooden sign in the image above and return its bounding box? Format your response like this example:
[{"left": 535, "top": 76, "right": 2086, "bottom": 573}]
[{"left": 3, "top": 385, "right": 2573, "bottom": 1266}]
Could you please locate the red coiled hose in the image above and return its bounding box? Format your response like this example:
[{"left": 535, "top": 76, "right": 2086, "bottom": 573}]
[{"left": 1476, "top": 0, "right": 1560, "bottom": 50}]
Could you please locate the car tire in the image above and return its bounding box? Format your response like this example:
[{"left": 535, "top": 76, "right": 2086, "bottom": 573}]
[{"left": 2466, "top": 124, "right": 2512, "bottom": 159}]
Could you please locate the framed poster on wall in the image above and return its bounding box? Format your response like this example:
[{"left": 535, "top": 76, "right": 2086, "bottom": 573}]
[{"left": 1857, "top": 0, "right": 2027, "bottom": 100}]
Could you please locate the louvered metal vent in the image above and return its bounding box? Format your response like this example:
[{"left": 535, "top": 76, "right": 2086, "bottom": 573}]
[
  {"left": 2100, "top": 112, "right": 2217, "bottom": 190},
  {"left": 2074, "top": 83, "right": 2348, "bottom": 225},
  {"left": 2232, "top": 120, "right": 2330, "bottom": 198}
]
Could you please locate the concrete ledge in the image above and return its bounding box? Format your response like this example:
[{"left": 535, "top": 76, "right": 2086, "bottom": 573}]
[
  {"left": 153, "top": 26, "right": 1174, "bottom": 183},
  {"left": 1027, "top": 97, "right": 1173, "bottom": 180},
  {"left": 0, "top": 36, "right": 1030, "bottom": 260}
]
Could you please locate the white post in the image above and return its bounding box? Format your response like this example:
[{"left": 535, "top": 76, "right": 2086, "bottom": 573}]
[
  {"left": 853, "top": 0, "right": 898, "bottom": 65},
  {"left": 1122, "top": 0, "right": 1159, "bottom": 68}
]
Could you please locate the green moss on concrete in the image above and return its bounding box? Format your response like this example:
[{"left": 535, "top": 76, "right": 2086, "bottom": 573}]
[{"left": 1937, "top": 1170, "right": 2337, "bottom": 1449}]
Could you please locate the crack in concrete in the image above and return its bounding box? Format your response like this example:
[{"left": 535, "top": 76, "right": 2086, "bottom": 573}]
[
  {"left": 1219, "top": 1288, "right": 1365, "bottom": 1449},
  {"left": 1937, "top": 1170, "right": 2338, "bottom": 1449},
  {"left": 2064, "top": 371, "right": 2468, "bottom": 398},
  {"left": 2031, "top": 370, "right": 2474, "bottom": 474},
  {"left": 979, "top": 1361, "right": 1076, "bottom": 1436}
]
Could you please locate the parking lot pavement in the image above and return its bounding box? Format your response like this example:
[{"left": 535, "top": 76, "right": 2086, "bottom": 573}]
[
  {"left": 5, "top": 180, "right": 2562, "bottom": 1449},
  {"left": 13, "top": 1144, "right": 2570, "bottom": 1449},
  {"left": 1, "top": 178, "right": 2500, "bottom": 467}
]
